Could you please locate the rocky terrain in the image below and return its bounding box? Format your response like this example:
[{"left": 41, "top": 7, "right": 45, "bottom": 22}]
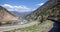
[
  {"left": 0, "top": 0, "right": 60, "bottom": 32},
  {"left": 26, "top": 0, "right": 60, "bottom": 22}
]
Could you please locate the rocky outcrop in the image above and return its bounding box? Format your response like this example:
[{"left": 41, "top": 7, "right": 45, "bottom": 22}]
[{"left": 26, "top": 0, "right": 60, "bottom": 22}]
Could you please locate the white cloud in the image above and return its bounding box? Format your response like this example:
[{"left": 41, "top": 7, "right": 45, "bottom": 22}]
[
  {"left": 1, "top": 4, "right": 31, "bottom": 12},
  {"left": 37, "top": 3, "right": 44, "bottom": 6}
]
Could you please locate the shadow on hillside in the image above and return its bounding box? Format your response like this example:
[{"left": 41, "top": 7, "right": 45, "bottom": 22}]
[{"left": 48, "top": 22, "right": 60, "bottom": 32}]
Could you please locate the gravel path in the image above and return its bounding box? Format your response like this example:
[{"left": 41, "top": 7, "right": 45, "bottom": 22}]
[{"left": 0, "top": 21, "right": 39, "bottom": 32}]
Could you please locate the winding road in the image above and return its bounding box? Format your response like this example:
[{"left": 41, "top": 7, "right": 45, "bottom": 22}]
[{"left": 0, "top": 21, "right": 39, "bottom": 32}]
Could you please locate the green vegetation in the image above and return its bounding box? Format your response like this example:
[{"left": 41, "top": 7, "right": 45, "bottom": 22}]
[
  {"left": 3, "top": 31, "right": 11, "bottom": 32},
  {"left": 3, "top": 23, "right": 39, "bottom": 32},
  {"left": 41, "top": 30, "right": 46, "bottom": 32},
  {"left": 18, "top": 23, "right": 39, "bottom": 32}
]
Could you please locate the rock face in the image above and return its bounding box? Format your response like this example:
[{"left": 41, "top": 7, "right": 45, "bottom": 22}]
[
  {"left": 26, "top": 0, "right": 60, "bottom": 22},
  {"left": 0, "top": 6, "right": 19, "bottom": 23}
]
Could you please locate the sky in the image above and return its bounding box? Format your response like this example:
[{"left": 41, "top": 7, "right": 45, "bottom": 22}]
[{"left": 0, "top": 0, "right": 48, "bottom": 12}]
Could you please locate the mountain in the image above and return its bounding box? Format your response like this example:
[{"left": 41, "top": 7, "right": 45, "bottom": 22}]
[
  {"left": 25, "top": 0, "right": 60, "bottom": 22},
  {"left": 10, "top": 11, "right": 32, "bottom": 18}
]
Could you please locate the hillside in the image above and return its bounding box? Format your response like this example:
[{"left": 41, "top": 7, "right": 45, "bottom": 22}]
[
  {"left": 0, "top": 0, "right": 60, "bottom": 32},
  {"left": 25, "top": 0, "right": 60, "bottom": 22},
  {"left": 0, "top": 6, "right": 19, "bottom": 21}
]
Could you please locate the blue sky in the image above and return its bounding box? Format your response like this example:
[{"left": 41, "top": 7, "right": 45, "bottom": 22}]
[{"left": 0, "top": 0, "right": 47, "bottom": 12}]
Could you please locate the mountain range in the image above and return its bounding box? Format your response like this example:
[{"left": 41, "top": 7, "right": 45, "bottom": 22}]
[{"left": 10, "top": 11, "right": 33, "bottom": 18}]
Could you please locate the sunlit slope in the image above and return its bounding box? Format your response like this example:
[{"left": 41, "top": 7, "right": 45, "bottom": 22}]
[{"left": 0, "top": 6, "right": 19, "bottom": 22}]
